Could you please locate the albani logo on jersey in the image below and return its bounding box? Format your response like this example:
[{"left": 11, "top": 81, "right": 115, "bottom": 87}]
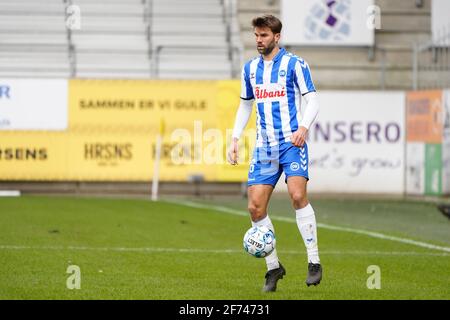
[{"left": 254, "top": 84, "right": 286, "bottom": 101}]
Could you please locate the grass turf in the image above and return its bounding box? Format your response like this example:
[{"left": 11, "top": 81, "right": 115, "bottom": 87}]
[{"left": 0, "top": 195, "right": 449, "bottom": 299}]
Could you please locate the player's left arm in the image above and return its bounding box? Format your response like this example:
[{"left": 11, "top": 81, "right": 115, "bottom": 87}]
[{"left": 291, "top": 59, "right": 319, "bottom": 147}]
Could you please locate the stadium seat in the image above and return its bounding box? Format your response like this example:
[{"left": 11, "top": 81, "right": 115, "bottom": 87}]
[{"left": 0, "top": 0, "right": 241, "bottom": 80}]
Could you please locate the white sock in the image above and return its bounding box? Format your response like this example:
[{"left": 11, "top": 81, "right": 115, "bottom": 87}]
[
  {"left": 295, "top": 203, "right": 320, "bottom": 264},
  {"left": 251, "top": 215, "right": 280, "bottom": 271}
]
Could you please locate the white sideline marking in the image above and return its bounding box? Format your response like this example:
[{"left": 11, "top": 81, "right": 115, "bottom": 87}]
[
  {"left": 165, "top": 200, "right": 450, "bottom": 254},
  {"left": 0, "top": 245, "right": 448, "bottom": 257},
  {"left": 0, "top": 190, "right": 21, "bottom": 197}
]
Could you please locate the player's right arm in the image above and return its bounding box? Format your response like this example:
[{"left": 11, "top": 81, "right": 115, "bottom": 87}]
[
  {"left": 228, "top": 99, "right": 253, "bottom": 165},
  {"left": 227, "top": 64, "right": 254, "bottom": 165}
]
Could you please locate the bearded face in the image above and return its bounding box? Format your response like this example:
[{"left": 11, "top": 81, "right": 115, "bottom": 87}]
[{"left": 254, "top": 26, "right": 280, "bottom": 56}]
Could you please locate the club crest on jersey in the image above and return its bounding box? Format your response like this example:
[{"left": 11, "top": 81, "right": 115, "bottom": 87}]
[{"left": 279, "top": 70, "right": 286, "bottom": 77}]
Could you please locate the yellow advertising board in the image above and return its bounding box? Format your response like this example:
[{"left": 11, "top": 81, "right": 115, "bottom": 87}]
[
  {"left": 0, "top": 79, "right": 256, "bottom": 182},
  {"left": 67, "top": 131, "right": 152, "bottom": 181},
  {"left": 0, "top": 131, "right": 224, "bottom": 181},
  {"left": 215, "top": 80, "right": 256, "bottom": 182},
  {"left": 0, "top": 131, "right": 67, "bottom": 180},
  {"left": 69, "top": 79, "right": 218, "bottom": 131}
]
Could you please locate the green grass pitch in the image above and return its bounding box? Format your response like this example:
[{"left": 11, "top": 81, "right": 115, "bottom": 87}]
[{"left": 0, "top": 195, "right": 449, "bottom": 299}]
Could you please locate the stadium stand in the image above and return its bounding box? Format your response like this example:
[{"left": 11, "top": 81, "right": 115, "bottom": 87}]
[
  {"left": 0, "top": 0, "right": 242, "bottom": 80},
  {"left": 0, "top": 0, "right": 446, "bottom": 88},
  {"left": 70, "top": 0, "right": 150, "bottom": 79},
  {"left": 238, "top": 0, "right": 435, "bottom": 90},
  {"left": 150, "top": 0, "right": 242, "bottom": 79},
  {"left": 0, "top": 0, "right": 70, "bottom": 78}
]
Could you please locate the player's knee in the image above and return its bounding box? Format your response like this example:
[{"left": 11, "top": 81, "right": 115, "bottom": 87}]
[
  {"left": 291, "top": 191, "right": 307, "bottom": 207},
  {"left": 248, "top": 203, "right": 266, "bottom": 220}
]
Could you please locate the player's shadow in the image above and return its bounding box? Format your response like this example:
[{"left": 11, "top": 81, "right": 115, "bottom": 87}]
[{"left": 437, "top": 204, "right": 450, "bottom": 220}]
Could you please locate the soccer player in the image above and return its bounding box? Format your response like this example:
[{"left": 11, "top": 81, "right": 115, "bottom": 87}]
[{"left": 227, "top": 15, "right": 322, "bottom": 292}]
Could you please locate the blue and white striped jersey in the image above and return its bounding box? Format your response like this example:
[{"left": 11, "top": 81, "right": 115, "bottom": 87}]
[{"left": 240, "top": 47, "right": 316, "bottom": 147}]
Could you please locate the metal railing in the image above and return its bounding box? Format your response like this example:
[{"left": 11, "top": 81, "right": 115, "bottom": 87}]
[
  {"left": 222, "top": 0, "right": 233, "bottom": 61},
  {"left": 146, "top": 0, "right": 243, "bottom": 79},
  {"left": 413, "top": 26, "right": 450, "bottom": 90},
  {"left": 63, "top": 0, "right": 77, "bottom": 77},
  {"left": 378, "top": 47, "right": 387, "bottom": 90},
  {"left": 151, "top": 44, "right": 242, "bottom": 78},
  {"left": 62, "top": 0, "right": 243, "bottom": 79},
  {"left": 143, "top": 0, "right": 153, "bottom": 60},
  {"left": 223, "top": 0, "right": 243, "bottom": 77},
  {"left": 367, "top": 46, "right": 388, "bottom": 90}
]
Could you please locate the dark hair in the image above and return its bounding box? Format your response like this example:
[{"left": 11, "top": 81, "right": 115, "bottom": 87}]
[{"left": 252, "top": 15, "right": 282, "bottom": 34}]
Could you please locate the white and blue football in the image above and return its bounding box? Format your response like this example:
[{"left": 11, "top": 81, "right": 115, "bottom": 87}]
[{"left": 243, "top": 226, "right": 276, "bottom": 258}]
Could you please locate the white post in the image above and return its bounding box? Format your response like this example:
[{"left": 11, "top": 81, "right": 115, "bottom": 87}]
[
  {"left": 151, "top": 134, "right": 162, "bottom": 201},
  {"left": 151, "top": 119, "right": 165, "bottom": 201}
]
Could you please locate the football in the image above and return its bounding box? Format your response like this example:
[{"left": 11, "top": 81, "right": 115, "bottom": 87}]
[{"left": 243, "top": 226, "right": 276, "bottom": 258}]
